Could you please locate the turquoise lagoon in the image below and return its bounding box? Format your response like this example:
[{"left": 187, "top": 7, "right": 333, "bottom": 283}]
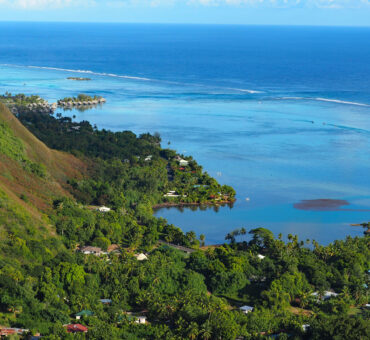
[
  {"left": 1, "top": 63, "right": 368, "bottom": 244},
  {"left": 0, "top": 24, "right": 369, "bottom": 244}
]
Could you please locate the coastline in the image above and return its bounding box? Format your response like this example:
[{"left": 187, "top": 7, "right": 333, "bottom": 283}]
[{"left": 152, "top": 199, "right": 235, "bottom": 210}]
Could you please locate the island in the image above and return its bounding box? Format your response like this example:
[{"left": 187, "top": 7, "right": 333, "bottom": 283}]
[{"left": 67, "top": 77, "right": 92, "bottom": 81}]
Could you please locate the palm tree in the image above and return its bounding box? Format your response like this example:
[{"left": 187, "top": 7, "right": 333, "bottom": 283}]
[
  {"left": 187, "top": 322, "right": 199, "bottom": 340},
  {"left": 200, "top": 320, "right": 212, "bottom": 340},
  {"left": 200, "top": 234, "right": 205, "bottom": 247}
]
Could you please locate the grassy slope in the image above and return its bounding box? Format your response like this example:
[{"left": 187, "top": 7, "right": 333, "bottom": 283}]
[{"left": 0, "top": 103, "right": 86, "bottom": 233}]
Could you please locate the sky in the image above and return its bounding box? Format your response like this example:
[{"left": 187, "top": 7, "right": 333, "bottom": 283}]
[{"left": 0, "top": 0, "right": 369, "bottom": 26}]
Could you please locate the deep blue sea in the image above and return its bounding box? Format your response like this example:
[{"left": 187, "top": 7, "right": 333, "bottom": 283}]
[{"left": 0, "top": 22, "right": 369, "bottom": 244}]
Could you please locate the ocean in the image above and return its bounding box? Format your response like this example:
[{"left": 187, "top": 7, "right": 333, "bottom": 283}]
[{"left": 0, "top": 22, "right": 369, "bottom": 244}]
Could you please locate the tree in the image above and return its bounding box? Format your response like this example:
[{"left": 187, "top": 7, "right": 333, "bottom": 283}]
[
  {"left": 199, "top": 234, "right": 205, "bottom": 247},
  {"left": 249, "top": 228, "right": 274, "bottom": 249}
]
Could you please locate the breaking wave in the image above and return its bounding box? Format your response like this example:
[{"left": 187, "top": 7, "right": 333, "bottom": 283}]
[
  {"left": 280, "top": 96, "right": 370, "bottom": 107},
  {"left": 1, "top": 64, "right": 152, "bottom": 81},
  {"left": 0, "top": 63, "right": 263, "bottom": 95}
]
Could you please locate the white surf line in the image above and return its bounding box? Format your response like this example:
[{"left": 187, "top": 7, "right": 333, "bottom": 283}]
[
  {"left": 1, "top": 63, "right": 264, "bottom": 96},
  {"left": 280, "top": 96, "right": 370, "bottom": 107},
  {"left": 0, "top": 63, "right": 152, "bottom": 82}
]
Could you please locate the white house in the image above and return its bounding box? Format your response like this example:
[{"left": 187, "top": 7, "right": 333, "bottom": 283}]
[
  {"left": 311, "top": 291, "right": 338, "bottom": 300},
  {"left": 323, "top": 291, "right": 338, "bottom": 299},
  {"left": 80, "top": 246, "right": 103, "bottom": 256},
  {"left": 164, "top": 191, "right": 180, "bottom": 197},
  {"left": 98, "top": 206, "right": 111, "bottom": 213},
  {"left": 240, "top": 305, "right": 254, "bottom": 314},
  {"left": 179, "top": 159, "right": 189, "bottom": 167},
  {"left": 302, "top": 324, "right": 310, "bottom": 332},
  {"left": 135, "top": 316, "right": 147, "bottom": 324},
  {"left": 135, "top": 253, "right": 148, "bottom": 261},
  {"left": 257, "top": 254, "right": 265, "bottom": 260},
  {"left": 144, "top": 155, "right": 152, "bottom": 162}
]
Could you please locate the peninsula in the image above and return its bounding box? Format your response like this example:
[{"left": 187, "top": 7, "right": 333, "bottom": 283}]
[
  {"left": 0, "top": 92, "right": 56, "bottom": 114},
  {"left": 57, "top": 94, "right": 106, "bottom": 108}
]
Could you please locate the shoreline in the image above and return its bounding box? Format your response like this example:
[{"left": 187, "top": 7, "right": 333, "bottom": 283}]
[{"left": 152, "top": 200, "right": 235, "bottom": 210}]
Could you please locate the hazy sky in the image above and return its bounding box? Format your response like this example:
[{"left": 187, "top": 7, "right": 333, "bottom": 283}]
[{"left": 0, "top": 0, "right": 369, "bottom": 26}]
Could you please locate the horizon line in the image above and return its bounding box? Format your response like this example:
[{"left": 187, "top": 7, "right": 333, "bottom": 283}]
[{"left": 0, "top": 20, "right": 370, "bottom": 28}]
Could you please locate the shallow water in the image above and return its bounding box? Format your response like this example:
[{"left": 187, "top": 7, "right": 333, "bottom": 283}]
[{"left": 0, "top": 23, "right": 369, "bottom": 244}]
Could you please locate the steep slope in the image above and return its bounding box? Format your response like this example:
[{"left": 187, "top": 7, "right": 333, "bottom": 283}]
[{"left": 0, "top": 103, "right": 86, "bottom": 227}]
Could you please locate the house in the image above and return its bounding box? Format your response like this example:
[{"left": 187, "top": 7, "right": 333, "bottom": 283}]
[
  {"left": 322, "top": 291, "right": 338, "bottom": 300},
  {"left": 257, "top": 254, "right": 265, "bottom": 260},
  {"left": 179, "top": 159, "right": 189, "bottom": 167},
  {"left": 311, "top": 291, "right": 338, "bottom": 300},
  {"left": 175, "top": 155, "right": 189, "bottom": 167},
  {"left": 0, "top": 328, "right": 29, "bottom": 336},
  {"left": 240, "top": 305, "right": 254, "bottom": 314},
  {"left": 134, "top": 253, "right": 148, "bottom": 261},
  {"left": 136, "top": 316, "right": 147, "bottom": 324},
  {"left": 98, "top": 206, "right": 111, "bottom": 212},
  {"left": 107, "top": 244, "right": 121, "bottom": 254},
  {"left": 125, "top": 313, "right": 147, "bottom": 324},
  {"left": 302, "top": 324, "right": 310, "bottom": 332},
  {"left": 64, "top": 324, "right": 88, "bottom": 333},
  {"left": 80, "top": 246, "right": 103, "bottom": 256},
  {"left": 75, "top": 310, "right": 94, "bottom": 320},
  {"left": 99, "top": 299, "right": 112, "bottom": 304},
  {"left": 144, "top": 155, "right": 152, "bottom": 161},
  {"left": 164, "top": 191, "right": 180, "bottom": 197}
]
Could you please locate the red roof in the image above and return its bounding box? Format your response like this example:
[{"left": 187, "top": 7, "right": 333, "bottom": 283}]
[
  {"left": 0, "top": 328, "right": 28, "bottom": 335},
  {"left": 65, "top": 324, "right": 88, "bottom": 333}
]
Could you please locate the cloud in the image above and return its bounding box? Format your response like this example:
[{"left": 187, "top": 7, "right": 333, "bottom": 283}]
[
  {"left": 1, "top": 0, "right": 369, "bottom": 9},
  {"left": 0, "top": 0, "right": 90, "bottom": 9},
  {"left": 187, "top": 0, "right": 370, "bottom": 8},
  {"left": 113, "top": 0, "right": 370, "bottom": 8}
]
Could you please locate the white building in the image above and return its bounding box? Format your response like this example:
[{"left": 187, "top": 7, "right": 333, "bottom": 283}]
[
  {"left": 311, "top": 291, "right": 338, "bottom": 300},
  {"left": 164, "top": 191, "right": 180, "bottom": 197},
  {"left": 98, "top": 206, "right": 111, "bottom": 212},
  {"left": 240, "top": 305, "right": 254, "bottom": 314},
  {"left": 135, "top": 253, "right": 148, "bottom": 261},
  {"left": 302, "top": 324, "right": 310, "bottom": 332},
  {"left": 80, "top": 246, "right": 103, "bottom": 256},
  {"left": 179, "top": 159, "right": 189, "bottom": 167},
  {"left": 135, "top": 316, "right": 147, "bottom": 324},
  {"left": 144, "top": 155, "right": 152, "bottom": 162}
]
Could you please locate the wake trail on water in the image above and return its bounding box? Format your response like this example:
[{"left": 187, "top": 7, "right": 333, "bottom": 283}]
[
  {"left": 280, "top": 96, "right": 370, "bottom": 107},
  {"left": 0, "top": 63, "right": 262, "bottom": 95}
]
